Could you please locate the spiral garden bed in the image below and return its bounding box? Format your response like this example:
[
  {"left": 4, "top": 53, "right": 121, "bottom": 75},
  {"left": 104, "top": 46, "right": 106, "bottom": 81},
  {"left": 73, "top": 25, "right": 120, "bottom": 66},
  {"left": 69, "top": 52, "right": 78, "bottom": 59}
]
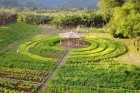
[
  {"left": 0, "top": 36, "right": 140, "bottom": 93},
  {"left": 45, "top": 38, "right": 140, "bottom": 93}
]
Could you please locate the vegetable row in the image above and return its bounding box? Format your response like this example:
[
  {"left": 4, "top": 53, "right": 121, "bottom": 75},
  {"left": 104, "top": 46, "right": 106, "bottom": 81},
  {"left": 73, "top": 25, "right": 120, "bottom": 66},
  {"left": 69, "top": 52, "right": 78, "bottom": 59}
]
[
  {"left": 67, "top": 38, "right": 126, "bottom": 63},
  {"left": 19, "top": 38, "right": 58, "bottom": 63}
]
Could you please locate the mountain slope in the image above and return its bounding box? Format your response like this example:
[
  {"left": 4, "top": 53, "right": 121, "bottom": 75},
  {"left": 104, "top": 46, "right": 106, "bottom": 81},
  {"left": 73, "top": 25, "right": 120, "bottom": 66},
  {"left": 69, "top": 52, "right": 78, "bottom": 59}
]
[
  {"left": 60, "top": 0, "right": 100, "bottom": 9},
  {"left": 0, "top": 0, "right": 100, "bottom": 9}
]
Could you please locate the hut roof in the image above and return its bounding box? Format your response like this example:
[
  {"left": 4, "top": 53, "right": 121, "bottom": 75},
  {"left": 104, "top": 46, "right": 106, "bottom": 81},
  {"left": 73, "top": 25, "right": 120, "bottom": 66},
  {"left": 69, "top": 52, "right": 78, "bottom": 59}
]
[{"left": 59, "top": 31, "right": 85, "bottom": 39}]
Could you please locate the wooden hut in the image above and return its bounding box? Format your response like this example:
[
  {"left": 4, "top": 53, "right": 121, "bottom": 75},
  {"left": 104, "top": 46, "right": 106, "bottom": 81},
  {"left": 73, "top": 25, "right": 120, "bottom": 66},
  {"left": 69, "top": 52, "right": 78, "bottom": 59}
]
[{"left": 59, "top": 31, "right": 85, "bottom": 47}]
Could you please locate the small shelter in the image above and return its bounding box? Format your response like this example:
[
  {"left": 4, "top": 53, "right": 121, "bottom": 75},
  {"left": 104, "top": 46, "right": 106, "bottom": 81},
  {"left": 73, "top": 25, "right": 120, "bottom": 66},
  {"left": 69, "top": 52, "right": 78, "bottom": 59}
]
[{"left": 59, "top": 31, "right": 85, "bottom": 47}]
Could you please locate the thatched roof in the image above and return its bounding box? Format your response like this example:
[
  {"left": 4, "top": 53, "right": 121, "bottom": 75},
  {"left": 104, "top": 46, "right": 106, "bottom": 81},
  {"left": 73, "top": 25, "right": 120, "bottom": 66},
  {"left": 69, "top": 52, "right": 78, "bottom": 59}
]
[{"left": 59, "top": 31, "right": 85, "bottom": 39}]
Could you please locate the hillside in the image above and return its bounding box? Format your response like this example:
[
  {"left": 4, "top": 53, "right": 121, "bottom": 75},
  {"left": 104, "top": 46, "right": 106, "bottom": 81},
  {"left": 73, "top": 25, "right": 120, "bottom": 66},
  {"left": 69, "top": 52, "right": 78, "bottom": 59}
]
[
  {"left": 0, "top": 22, "right": 39, "bottom": 54},
  {"left": 61, "top": 0, "right": 100, "bottom": 9},
  {"left": 0, "top": 0, "right": 100, "bottom": 9}
]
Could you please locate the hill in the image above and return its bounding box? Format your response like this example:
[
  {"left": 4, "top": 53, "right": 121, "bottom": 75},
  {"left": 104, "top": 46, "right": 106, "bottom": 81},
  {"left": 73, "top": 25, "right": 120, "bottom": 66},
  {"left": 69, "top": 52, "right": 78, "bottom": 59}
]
[
  {"left": 0, "top": 22, "right": 39, "bottom": 54},
  {"left": 0, "top": 0, "right": 100, "bottom": 9}
]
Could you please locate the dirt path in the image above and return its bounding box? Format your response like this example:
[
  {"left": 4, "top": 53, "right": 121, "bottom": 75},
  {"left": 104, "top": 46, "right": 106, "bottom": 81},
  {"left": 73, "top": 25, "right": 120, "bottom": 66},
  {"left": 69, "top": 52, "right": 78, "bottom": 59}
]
[{"left": 38, "top": 48, "right": 72, "bottom": 93}]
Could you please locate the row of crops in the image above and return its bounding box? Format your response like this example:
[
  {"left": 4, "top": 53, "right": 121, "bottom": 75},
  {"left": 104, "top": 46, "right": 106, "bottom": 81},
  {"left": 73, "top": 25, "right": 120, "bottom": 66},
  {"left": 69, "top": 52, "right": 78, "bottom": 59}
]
[
  {"left": 0, "top": 9, "right": 106, "bottom": 28},
  {"left": 18, "top": 13, "right": 53, "bottom": 25},
  {"left": 67, "top": 38, "right": 126, "bottom": 63},
  {"left": 29, "top": 37, "right": 66, "bottom": 59},
  {"left": 0, "top": 37, "right": 67, "bottom": 93},
  {"left": 46, "top": 38, "right": 140, "bottom": 93},
  {"left": 53, "top": 14, "right": 105, "bottom": 28},
  {"left": 0, "top": 11, "right": 17, "bottom": 25},
  {"left": 18, "top": 13, "right": 105, "bottom": 28}
]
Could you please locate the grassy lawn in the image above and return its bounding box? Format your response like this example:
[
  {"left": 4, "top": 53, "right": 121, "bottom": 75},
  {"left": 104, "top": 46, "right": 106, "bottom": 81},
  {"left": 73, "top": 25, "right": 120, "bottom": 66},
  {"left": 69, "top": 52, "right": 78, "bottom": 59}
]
[{"left": 0, "top": 22, "right": 39, "bottom": 54}]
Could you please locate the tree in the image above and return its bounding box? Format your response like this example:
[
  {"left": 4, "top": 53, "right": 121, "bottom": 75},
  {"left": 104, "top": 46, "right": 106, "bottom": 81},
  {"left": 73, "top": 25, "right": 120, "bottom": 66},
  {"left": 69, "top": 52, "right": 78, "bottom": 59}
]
[
  {"left": 108, "top": 1, "right": 140, "bottom": 38},
  {"left": 97, "top": 0, "right": 125, "bottom": 23}
]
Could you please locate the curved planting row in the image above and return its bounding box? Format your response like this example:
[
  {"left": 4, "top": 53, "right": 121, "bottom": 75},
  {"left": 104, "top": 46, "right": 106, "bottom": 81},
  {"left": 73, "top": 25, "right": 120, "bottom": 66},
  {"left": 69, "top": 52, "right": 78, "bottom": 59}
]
[
  {"left": 19, "top": 38, "right": 59, "bottom": 63},
  {"left": 71, "top": 39, "right": 107, "bottom": 55},
  {"left": 67, "top": 38, "right": 126, "bottom": 63},
  {"left": 72, "top": 39, "right": 99, "bottom": 52}
]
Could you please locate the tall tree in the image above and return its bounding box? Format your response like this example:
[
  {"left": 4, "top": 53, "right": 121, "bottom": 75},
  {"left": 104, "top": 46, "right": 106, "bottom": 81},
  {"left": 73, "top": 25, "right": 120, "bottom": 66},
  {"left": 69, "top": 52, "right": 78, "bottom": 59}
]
[
  {"left": 97, "top": 0, "right": 125, "bottom": 23},
  {"left": 107, "top": 0, "right": 140, "bottom": 38}
]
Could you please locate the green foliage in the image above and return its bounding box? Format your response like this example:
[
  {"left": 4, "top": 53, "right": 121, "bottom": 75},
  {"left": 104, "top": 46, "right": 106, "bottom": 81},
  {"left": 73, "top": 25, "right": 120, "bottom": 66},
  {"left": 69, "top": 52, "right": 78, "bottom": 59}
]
[
  {"left": 29, "top": 37, "right": 66, "bottom": 59},
  {"left": 67, "top": 38, "right": 126, "bottom": 63},
  {"left": 97, "top": 0, "right": 125, "bottom": 22},
  {"left": 109, "top": 5, "right": 140, "bottom": 38},
  {"left": 19, "top": 38, "right": 58, "bottom": 62},
  {"left": 98, "top": 0, "right": 140, "bottom": 38},
  {"left": 0, "top": 78, "right": 39, "bottom": 93},
  {"left": 53, "top": 13, "right": 105, "bottom": 28},
  {"left": 0, "top": 37, "right": 66, "bottom": 92},
  {"left": 0, "top": 66, "right": 48, "bottom": 82},
  {"left": 98, "top": 0, "right": 123, "bottom": 11},
  {"left": 0, "top": 87, "right": 20, "bottom": 93},
  {"left": 46, "top": 60, "right": 140, "bottom": 93},
  {"left": 15, "top": 9, "right": 106, "bottom": 27},
  {"left": 18, "top": 13, "right": 53, "bottom": 25},
  {"left": 45, "top": 38, "right": 136, "bottom": 93},
  {"left": 0, "top": 51, "right": 56, "bottom": 71}
]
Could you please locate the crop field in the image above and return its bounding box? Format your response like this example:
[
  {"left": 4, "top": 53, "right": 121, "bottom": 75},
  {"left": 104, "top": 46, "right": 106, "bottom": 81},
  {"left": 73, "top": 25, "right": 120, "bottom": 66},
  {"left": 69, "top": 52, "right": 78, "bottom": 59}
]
[
  {"left": 0, "top": 24, "right": 140, "bottom": 92},
  {"left": 45, "top": 38, "right": 140, "bottom": 93},
  {"left": 0, "top": 36, "right": 67, "bottom": 93}
]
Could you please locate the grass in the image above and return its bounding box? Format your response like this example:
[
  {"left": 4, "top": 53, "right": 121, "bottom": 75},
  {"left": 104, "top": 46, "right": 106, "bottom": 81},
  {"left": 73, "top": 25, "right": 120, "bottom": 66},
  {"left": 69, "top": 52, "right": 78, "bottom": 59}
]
[
  {"left": 0, "top": 22, "right": 39, "bottom": 54},
  {"left": 114, "top": 38, "right": 140, "bottom": 66}
]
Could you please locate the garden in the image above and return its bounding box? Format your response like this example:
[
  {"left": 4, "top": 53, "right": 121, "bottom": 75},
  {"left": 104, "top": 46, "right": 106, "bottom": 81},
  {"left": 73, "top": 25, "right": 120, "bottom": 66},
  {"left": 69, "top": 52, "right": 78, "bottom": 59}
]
[{"left": 0, "top": 0, "right": 140, "bottom": 92}]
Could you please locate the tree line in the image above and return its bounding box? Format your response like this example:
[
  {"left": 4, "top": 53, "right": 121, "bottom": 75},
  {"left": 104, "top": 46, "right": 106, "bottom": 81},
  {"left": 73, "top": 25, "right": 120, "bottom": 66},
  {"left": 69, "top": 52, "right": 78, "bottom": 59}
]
[
  {"left": 98, "top": 0, "right": 140, "bottom": 50},
  {"left": 0, "top": 11, "right": 17, "bottom": 25},
  {"left": 98, "top": 0, "right": 140, "bottom": 38}
]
